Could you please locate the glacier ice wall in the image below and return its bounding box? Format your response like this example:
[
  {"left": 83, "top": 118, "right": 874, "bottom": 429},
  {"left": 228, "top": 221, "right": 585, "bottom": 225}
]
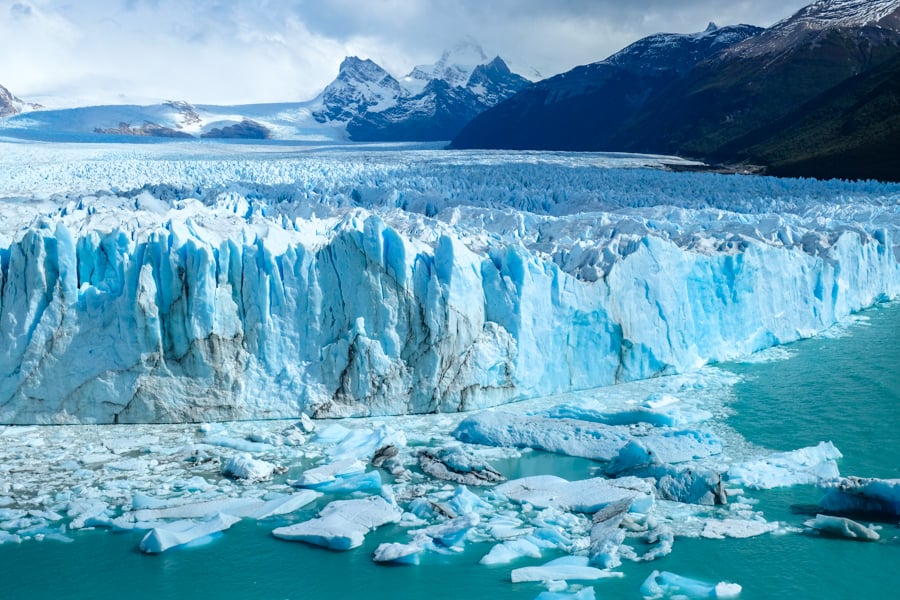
[{"left": 1, "top": 145, "right": 899, "bottom": 423}]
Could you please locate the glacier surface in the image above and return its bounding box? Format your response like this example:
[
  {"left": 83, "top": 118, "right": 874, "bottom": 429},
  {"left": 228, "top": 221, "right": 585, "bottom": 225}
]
[{"left": 1, "top": 141, "right": 899, "bottom": 423}]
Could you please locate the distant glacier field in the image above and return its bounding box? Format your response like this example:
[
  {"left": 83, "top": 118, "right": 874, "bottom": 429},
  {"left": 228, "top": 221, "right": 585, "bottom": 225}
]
[
  {"left": 0, "top": 140, "right": 898, "bottom": 424},
  {"left": 2, "top": 140, "right": 900, "bottom": 599}
]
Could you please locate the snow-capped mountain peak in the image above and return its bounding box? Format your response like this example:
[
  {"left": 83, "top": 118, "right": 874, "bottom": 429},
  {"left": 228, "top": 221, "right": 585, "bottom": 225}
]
[
  {"left": 0, "top": 83, "right": 42, "bottom": 118},
  {"left": 405, "top": 39, "right": 491, "bottom": 90},
  {"left": 313, "top": 56, "right": 407, "bottom": 123},
  {"left": 781, "top": 0, "right": 900, "bottom": 29},
  {"left": 726, "top": 0, "right": 900, "bottom": 58}
]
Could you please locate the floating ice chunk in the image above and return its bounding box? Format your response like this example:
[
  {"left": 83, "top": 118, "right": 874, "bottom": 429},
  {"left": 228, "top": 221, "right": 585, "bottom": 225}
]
[
  {"left": 293, "top": 458, "right": 367, "bottom": 487},
  {"left": 701, "top": 518, "right": 779, "bottom": 539},
  {"left": 373, "top": 541, "right": 424, "bottom": 565},
  {"left": 643, "top": 394, "right": 680, "bottom": 410},
  {"left": 640, "top": 570, "right": 741, "bottom": 599},
  {"left": 139, "top": 513, "right": 241, "bottom": 554},
  {"left": 805, "top": 514, "right": 880, "bottom": 541},
  {"left": 306, "top": 470, "right": 384, "bottom": 494},
  {"left": 589, "top": 498, "right": 631, "bottom": 569},
  {"left": 328, "top": 424, "right": 407, "bottom": 461},
  {"left": 607, "top": 431, "right": 722, "bottom": 475},
  {"left": 205, "top": 436, "right": 273, "bottom": 453},
  {"left": 535, "top": 588, "right": 596, "bottom": 600},
  {"left": 130, "top": 498, "right": 259, "bottom": 522},
  {"left": 414, "top": 513, "right": 481, "bottom": 550},
  {"left": 272, "top": 496, "right": 402, "bottom": 550},
  {"left": 496, "top": 475, "right": 652, "bottom": 514},
  {"left": 480, "top": 537, "right": 543, "bottom": 565},
  {"left": 0, "top": 531, "right": 22, "bottom": 545},
  {"left": 447, "top": 485, "right": 491, "bottom": 515},
  {"left": 547, "top": 400, "right": 710, "bottom": 428},
  {"left": 511, "top": 556, "right": 623, "bottom": 583},
  {"left": 454, "top": 412, "right": 630, "bottom": 461},
  {"left": 315, "top": 424, "right": 352, "bottom": 444},
  {"left": 222, "top": 454, "right": 277, "bottom": 482},
  {"left": 819, "top": 477, "right": 900, "bottom": 517},
  {"left": 418, "top": 447, "right": 505, "bottom": 486},
  {"left": 245, "top": 491, "right": 323, "bottom": 520},
  {"left": 727, "top": 442, "right": 842, "bottom": 489}
]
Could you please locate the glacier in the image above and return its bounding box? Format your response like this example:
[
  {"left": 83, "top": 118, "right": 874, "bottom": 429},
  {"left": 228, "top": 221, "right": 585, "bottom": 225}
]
[{"left": 1, "top": 141, "right": 899, "bottom": 424}]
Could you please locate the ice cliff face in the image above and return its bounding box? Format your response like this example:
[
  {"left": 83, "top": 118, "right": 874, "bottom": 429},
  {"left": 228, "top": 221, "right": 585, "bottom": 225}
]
[{"left": 1, "top": 144, "right": 899, "bottom": 424}]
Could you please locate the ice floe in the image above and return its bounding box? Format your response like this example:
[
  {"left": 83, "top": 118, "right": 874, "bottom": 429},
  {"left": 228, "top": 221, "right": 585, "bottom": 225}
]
[
  {"left": 727, "top": 442, "right": 842, "bottom": 489},
  {"left": 510, "top": 556, "right": 624, "bottom": 583},
  {"left": 805, "top": 514, "right": 880, "bottom": 542},
  {"left": 139, "top": 513, "right": 241, "bottom": 554},
  {"left": 640, "top": 570, "right": 741, "bottom": 599},
  {"left": 272, "top": 496, "right": 402, "bottom": 550}
]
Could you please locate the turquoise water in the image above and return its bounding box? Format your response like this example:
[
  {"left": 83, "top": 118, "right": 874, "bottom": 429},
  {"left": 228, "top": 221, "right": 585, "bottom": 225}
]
[{"left": 2, "top": 305, "right": 900, "bottom": 599}]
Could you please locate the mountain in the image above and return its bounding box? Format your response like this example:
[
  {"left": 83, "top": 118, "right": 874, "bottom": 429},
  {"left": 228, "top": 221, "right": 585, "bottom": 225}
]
[
  {"left": 0, "top": 42, "right": 528, "bottom": 143},
  {"left": 312, "top": 57, "right": 407, "bottom": 123},
  {"left": 347, "top": 55, "right": 530, "bottom": 142},
  {"left": 452, "top": 0, "right": 900, "bottom": 181},
  {"left": 621, "top": 0, "right": 900, "bottom": 161},
  {"left": 730, "top": 51, "right": 900, "bottom": 181},
  {"left": 451, "top": 23, "right": 763, "bottom": 151},
  {"left": 0, "top": 83, "right": 41, "bottom": 117}
]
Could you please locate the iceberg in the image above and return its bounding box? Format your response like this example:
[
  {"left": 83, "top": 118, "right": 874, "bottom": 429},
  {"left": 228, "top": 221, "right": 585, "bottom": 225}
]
[
  {"left": 454, "top": 412, "right": 631, "bottom": 461},
  {"left": 510, "top": 556, "right": 623, "bottom": 583},
  {"left": 819, "top": 477, "right": 900, "bottom": 517},
  {"left": 2, "top": 146, "right": 898, "bottom": 424},
  {"left": 727, "top": 442, "right": 842, "bottom": 489},
  {"left": 535, "top": 588, "right": 596, "bottom": 600},
  {"left": 271, "top": 496, "right": 402, "bottom": 550},
  {"left": 805, "top": 514, "right": 880, "bottom": 542},
  {"left": 221, "top": 454, "right": 277, "bottom": 482},
  {"left": 495, "top": 475, "right": 653, "bottom": 514},
  {"left": 139, "top": 513, "right": 241, "bottom": 554},
  {"left": 640, "top": 570, "right": 741, "bottom": 599}
]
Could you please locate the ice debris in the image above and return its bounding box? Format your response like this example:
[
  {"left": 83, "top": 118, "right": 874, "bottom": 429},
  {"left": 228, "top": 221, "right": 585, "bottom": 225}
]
[
  {"left": 272, "top": 496, "right": 402, "bottom": 550},
  {"left": 495, "top": 475, "right": 653, "bottom": 514},
  {"left": 222, "top": 454, "right": 278, "bottom": 482},
  {"left": 418, "top": 446, "right": 505, "bottom": 486}
]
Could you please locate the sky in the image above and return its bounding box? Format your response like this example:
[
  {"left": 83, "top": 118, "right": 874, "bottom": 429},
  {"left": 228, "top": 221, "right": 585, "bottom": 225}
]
[{"left": 1, "top": 0, "right": 813, "bottom": 107}]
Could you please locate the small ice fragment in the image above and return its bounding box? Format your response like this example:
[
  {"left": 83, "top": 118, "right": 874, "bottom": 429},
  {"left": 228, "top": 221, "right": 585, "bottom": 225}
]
[
  {"left": 701, "top": 518, "right": 779, "bottom": 539},
  {"left": 293, "top": 458, "right": 367, "bottom": 487},
  {"left": 640, "top": 570, "right": 741, "bottom": 599},
  {"left": 447, "top": 485, "right": 491, "bottom": 515},
  {"left": 222, "top": 454, "right": 277, "bottom": 482},
  {"left": 480, "top": 537, "right": 543, "bottom": 565},
  {"left": 535, "top": 588, "right": 596, "bottom": 600},
  {"left": 308, "top": 470, "right": 383, "bottom": 494},
  {"left": 511, "top": 556, "right": 622, "bottom": 583},
  {"left": 373, "top": 541, "right": 424, "bottom": 565},
  {"left": 805, "top": 514, "right": 880, "bottom": 541},
  {"left": 139, "top": 513, "right": 240, "bottom": 554}
]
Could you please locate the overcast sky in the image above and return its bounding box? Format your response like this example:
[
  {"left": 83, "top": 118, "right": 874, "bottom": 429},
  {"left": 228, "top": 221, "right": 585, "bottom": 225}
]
[{"left": 1, "top": 0, "right": 812, "bottom": 107}]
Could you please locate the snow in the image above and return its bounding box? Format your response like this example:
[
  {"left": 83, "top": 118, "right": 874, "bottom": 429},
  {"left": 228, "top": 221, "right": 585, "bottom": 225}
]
[{"left": 271, "top": 496, "right": 402, "bottom": 550}]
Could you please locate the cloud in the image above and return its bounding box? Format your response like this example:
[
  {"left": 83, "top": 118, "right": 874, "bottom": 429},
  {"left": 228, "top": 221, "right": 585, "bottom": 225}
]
[{"left": 0, "top": 0, "right": 812, "bottom": 106}]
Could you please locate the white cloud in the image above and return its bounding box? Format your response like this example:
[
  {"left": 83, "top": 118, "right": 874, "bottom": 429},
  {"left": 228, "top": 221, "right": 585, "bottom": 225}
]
[{"left": 0, "top": 0, "right": 812, "bottom": 106}]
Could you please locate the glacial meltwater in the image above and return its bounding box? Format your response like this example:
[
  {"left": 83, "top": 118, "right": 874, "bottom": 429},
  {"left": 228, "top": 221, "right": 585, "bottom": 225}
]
[{"left": 1, "top": 305, "right": 898, "bottom": 599}]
